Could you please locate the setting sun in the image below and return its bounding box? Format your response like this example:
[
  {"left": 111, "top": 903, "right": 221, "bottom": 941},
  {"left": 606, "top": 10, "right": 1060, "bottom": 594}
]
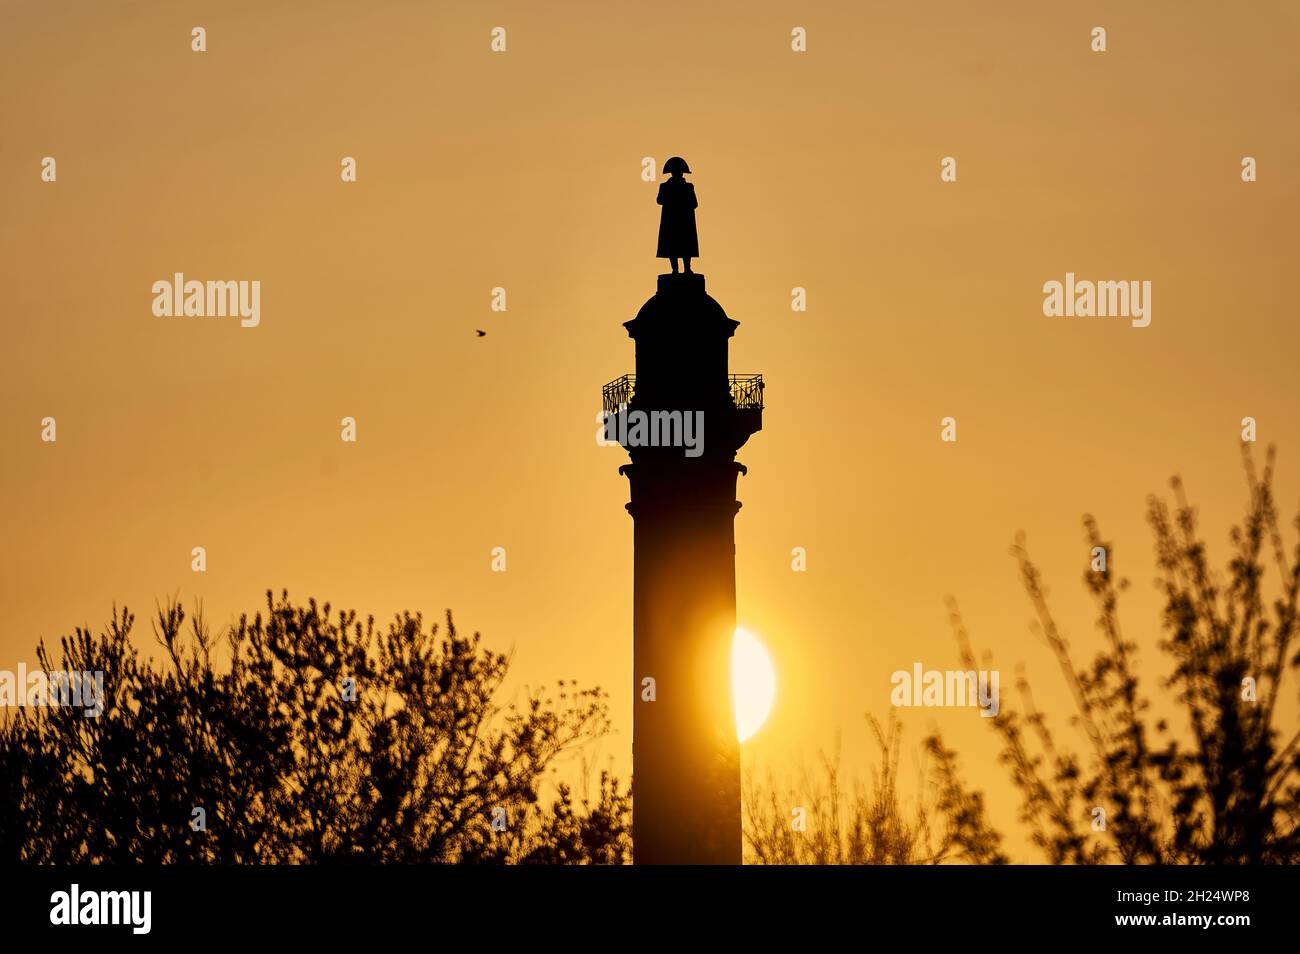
[{"left": 732, "top": 628, "right": 776, "bottom": 743}]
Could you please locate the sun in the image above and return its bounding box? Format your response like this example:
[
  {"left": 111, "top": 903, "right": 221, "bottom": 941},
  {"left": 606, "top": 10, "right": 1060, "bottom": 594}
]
[{"left": 732, "top": 627, "right": 776, "bottom": 743}]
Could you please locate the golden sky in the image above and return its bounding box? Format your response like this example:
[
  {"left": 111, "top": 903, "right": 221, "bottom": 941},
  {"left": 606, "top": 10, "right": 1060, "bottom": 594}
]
[{"left": 3, "top": 0, "right": 1299, "bottom": 858}]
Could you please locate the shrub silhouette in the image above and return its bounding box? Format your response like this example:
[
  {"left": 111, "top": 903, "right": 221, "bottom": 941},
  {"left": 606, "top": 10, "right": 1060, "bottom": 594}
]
[
  {"left": 0, "top": 590, "right": 629, "bottom": 863},
  {"left": 743, "top": 715, "right": 1007, "bottom": 864}
]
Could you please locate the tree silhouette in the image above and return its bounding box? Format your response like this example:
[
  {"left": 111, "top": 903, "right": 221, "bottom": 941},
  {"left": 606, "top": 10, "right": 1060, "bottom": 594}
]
[
  {"left": 747, "top": 447, "right": 1298, "bottom": 864},
  {"left": 6, "top": 448, "right": 1295, "bottom": 866},
  {"left": 0, "top": 590, "right": 630, "bottom": 863},
  {"left": 949, "top": 446, "right": 1299, "bottom": 863}
]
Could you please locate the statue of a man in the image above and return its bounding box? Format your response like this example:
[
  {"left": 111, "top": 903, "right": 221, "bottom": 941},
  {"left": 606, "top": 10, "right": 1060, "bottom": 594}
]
[{"left": 656, "top": 157, "right": 698, "bottom": 274}]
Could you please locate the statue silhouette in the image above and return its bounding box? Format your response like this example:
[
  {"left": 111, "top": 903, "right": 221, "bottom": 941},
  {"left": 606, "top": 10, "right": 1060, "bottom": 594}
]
[{"left": 656, "top": 157, "right": 698, "bottom": 274}]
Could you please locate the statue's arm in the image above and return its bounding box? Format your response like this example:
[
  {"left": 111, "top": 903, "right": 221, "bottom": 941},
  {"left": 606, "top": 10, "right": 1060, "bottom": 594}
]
[
  {"left": 689, "top": 184, "right": 698, "bottom": 209},
  {"left": 656, "top": 183, "right": 666, "bottom": 205}
]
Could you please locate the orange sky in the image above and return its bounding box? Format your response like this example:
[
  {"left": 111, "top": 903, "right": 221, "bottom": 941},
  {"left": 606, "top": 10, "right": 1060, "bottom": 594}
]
[{"left": 3, "top": 0, "right": 1299, "bottom": 859}]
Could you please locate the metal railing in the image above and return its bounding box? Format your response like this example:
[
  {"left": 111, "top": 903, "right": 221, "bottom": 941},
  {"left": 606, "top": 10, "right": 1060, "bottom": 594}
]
[
  {"left": 601, "top": 373, "right": 764, "bottom": 414},
  {"left": 729, "top": 374, "right": 764, "bottom": 411},
  {"left": 602, "top": 375, "right": 636, "bottom": 414}
]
